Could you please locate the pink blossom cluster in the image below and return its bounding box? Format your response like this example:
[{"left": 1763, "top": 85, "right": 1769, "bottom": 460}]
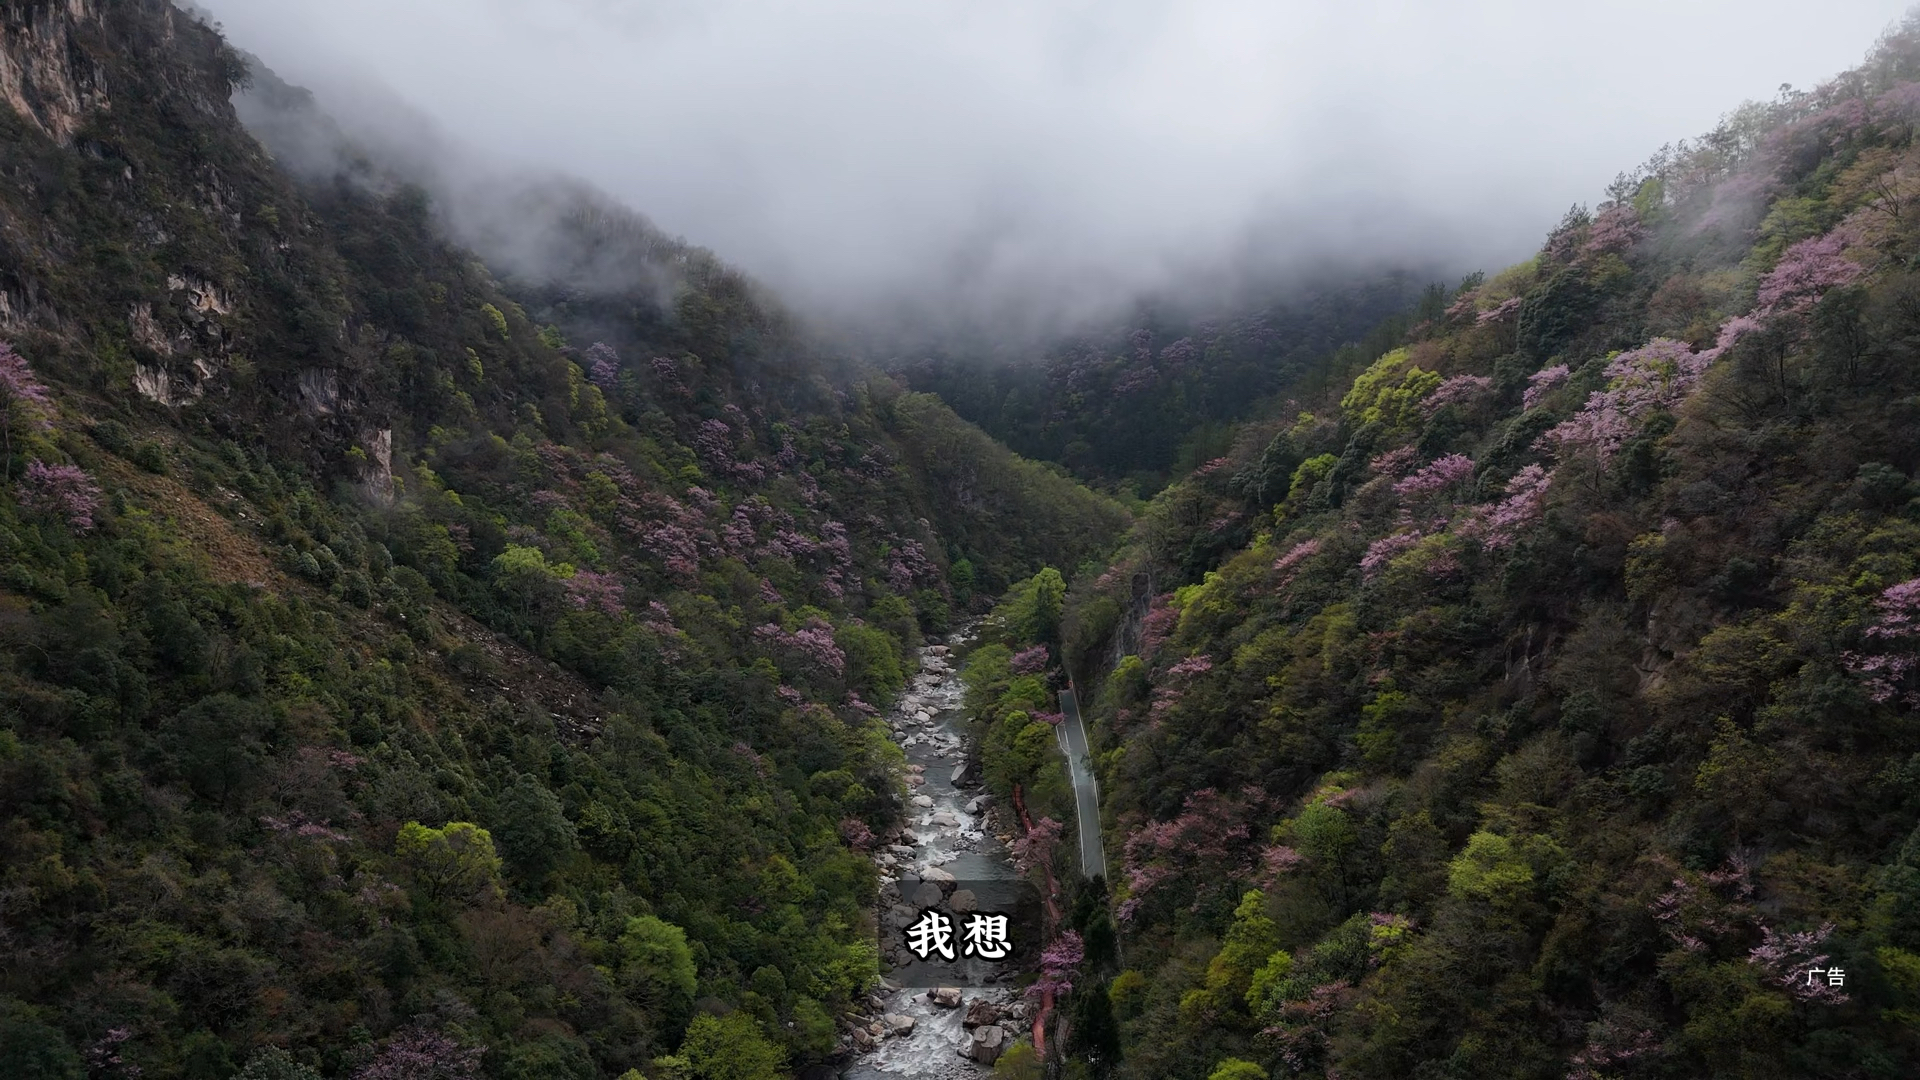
[
  {"left": 1423, "top": 374, "right": 1493, "bottom": 415},
  {"left": 884, "top": 538, "right": 935, "bottom": 592},
  {"left": 583, "top": 342, "right": 620, "bottom": 389},
  {"left": 1567, "top": 1016, "right": 1661, "bottom": 1080},
  {"left": 260, "top": 811, "right": 351, "bottom": 844},
  {"left": 353, "top": 1028, "right": 484, "bottom": 1080},
  {"left": 1523, "top": 364, "right": 1570, "bottom": 410},
  {"left": 1368, "top": 445, "right": 1419, "bottom": 477},
  {"left": 564, "top": 570, "right": 625, "bottom": 615},
  {"left": 1260, "top": 844, "right": 1304, "bottom": 877},
  {"left": 1273, "top": 538, "right": 1323, "bottom": 587},
  {"left": 1393, "top": 454, "right": 1475, "bottom": 498},
  {"left": 1009, "top": 645, "right": 1050, "bottom": 675},
  {"left": 1117, "top": 787, "right": 1261, "bottom": 920},
  {"left": 1584, "top": 204, "right": 1643, "bottom": 256},
  {"left": 1360, "top": 530, "right": 1423, "bottom": 577},
  {"left": 1843, "top": 578, "right": 1920, "bottom": 703},
  {"left": 1459, "top": 465, "right": 1553, "bottom": 550},
  {"left": 840, "top": 817, "right": 875, "bottom": 850},
  {"left": 1476, "top": 297, "right": 1521, "bottom": 325},
  {"left": 1139, "top": 596, "right": 1178, "bottom": 658},
  {"left": 1166, "top": 655, "right": 1214, "bottom": 680},
  {"left": 1541, "top": 339, "right": 1713, "bottom": 461},
  {"left": 753, "top": 618, "right": 845, "bottom": 678},
  {"left": 1749, "top": 923, "right": 1848, "bottom": 1004},
  {"left": 20, "top": 461, "right": 103, "bottom": 532},
  {"left": 1012, "top": 815, "right": 1063, "bottom": 875},
  {"left": 1027, "top": 929, "right": 1085, "bottom": 1000},
  {"left": 0, "top": 341, "right": 53, "bottom": 433},
  {"left": 1756, "top": 228, "right": 1862, "bottom": 317}
]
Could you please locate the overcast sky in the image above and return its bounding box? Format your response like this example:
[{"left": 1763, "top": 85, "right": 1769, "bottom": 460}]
[{"left": 203, "top": 0, "right": 1915, "bottom": 330}]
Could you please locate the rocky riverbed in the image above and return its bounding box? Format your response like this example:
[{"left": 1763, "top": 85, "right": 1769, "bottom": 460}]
[{"left": 842, "top": 629, "right": 1032, "bottom": 1079}]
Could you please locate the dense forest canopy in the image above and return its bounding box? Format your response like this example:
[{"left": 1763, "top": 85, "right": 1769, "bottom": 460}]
[{"left": 1019, "top": 14, "right": 1920, "bottom": 1079}]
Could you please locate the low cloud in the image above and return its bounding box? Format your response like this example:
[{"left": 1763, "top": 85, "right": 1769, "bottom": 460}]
[{"left": 205, "top": 0, "right": 1913, "bottom": 335}]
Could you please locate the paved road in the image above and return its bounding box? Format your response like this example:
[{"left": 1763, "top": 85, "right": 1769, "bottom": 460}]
[{"left": 1056, "top": 687, "right": 1109, "bottom": 882}]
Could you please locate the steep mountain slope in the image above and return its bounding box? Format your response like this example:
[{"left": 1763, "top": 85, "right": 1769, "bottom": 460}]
[
  {"left": 1033, "top": 18, "right": 1920, "bottom": 1080},
  {"left": 0, "top": 3, "right": 1125, "bottom": 1077},
  {"left": 895, "top": 276, "right": 1431, "bottom": 495}
]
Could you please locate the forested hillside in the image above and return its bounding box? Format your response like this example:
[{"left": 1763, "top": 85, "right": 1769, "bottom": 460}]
[
  {"left": 0, "top": 2, "right": 1125, "bottom": 1077},
  {"left": 893, "top": 276, "right": 1427, "bottom": 496},
  {"left": 1040, "top": 17, "right": 1920, "bottom": 1080}
]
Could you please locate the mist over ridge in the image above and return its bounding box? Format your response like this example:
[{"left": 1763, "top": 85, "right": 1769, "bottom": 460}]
[{"left": 202, "top": 0, "right": 1913, "bottom": 341}]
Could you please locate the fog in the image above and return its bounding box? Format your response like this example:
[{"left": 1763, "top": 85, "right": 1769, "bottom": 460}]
[{"left": 203, "top": 0, "right": 1913, "bottom": 335}]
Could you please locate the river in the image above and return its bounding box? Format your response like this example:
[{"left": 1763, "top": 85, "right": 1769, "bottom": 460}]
[{"left": 842, "top": 626, "right": 1030, "bottom": 1079}]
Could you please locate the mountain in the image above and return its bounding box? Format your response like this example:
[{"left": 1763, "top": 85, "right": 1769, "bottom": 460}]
[
  {"left": 991, "top": 14, "right": 1920, "bottom": 1079},
  {"left": 0, "top": 2, "right": 1125, "bottom": 1077},
  {"left": 891, "top": 275, "right": 1434, "bottom": 496}
]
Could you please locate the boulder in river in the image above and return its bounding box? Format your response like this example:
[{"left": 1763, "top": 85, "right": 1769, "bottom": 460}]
[
  {"left": 951, "top": 761, "right": 975, "bottom": 785},
  {"left": 884, "top": 1013, "right": 916, "bottom": 1036},
  {"left": 965, "top": 794, "right": 993, "bottom": 814},
  {"left": 969, "top": 1024, "right": 1007, "bottom": 1064},
  {"left": 929, "top": 986, "right": 963, "bottom": 1008},
  {"left": 930, "top": 811, "right": 962, "bottom": 827},
  {"left": 910, "top": 881, "right": 944, "bottom": 908},
  {"left": 964, "top": 998, "right": 1001, "bottom": 1028},
  {"left": 911, "top": 794, "right": 934, "bottom": 808},
  {"left": 921, "top": 865, "right": 956, "bottom": 886},
  {"left": 949, "top": 888, "right": 978, "bottom": 914},
  {"left": 914, "top": 710, "right": 931, "bottom": 723}
]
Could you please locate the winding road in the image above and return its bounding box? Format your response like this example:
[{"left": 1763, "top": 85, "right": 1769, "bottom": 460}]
[{"left": 1056, "top": 687, "right": 1108, "bottom": 882}]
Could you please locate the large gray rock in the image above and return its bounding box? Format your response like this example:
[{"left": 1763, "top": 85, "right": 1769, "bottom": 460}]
[
  {"left": 950, "top": 762, "right": 974, "bottom": 785},
  {"left": 911, "top": 794, "right": 935, "bottom": 808},
  {"left": 921, "top": 865, "right": 956, "bottom": 886},
  {"left": 949, "top": 888, "right": 978, "bottom": 915},
  {"left": 969, "top": 1024, "right": 1007, "bottom": 1064},
  {"left": 884, "top": 1013, "right": 916, "bottom": 1036},
  {"left": 930, "top": 986, "right": 963, "bottom": 1008},
  {"left": 910, "top": 881, "right": 944, "bottom": 909}
]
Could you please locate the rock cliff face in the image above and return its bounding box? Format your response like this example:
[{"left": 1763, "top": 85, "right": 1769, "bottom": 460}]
[{"left": 0, "top": 0, "right": 115, "bottom": 146}]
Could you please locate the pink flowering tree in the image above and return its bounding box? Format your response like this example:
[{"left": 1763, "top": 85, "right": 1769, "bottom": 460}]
[
  {"left": 1541, "top": 339, "right": 1713, "bottom": 462},
  {"left": 1360, "top": 531, "right": 1423, "bottom": 578},
  {"left": 1756, "top": 229, "right": 1862, "bottom": 317},
  {"left": 1272, "top": 538, "right": 1323, "bottom": 588},
  {"left": 563, "top": 569, "right": 625, "bottom": 615},
  {"left": 583, "top": 342, "right": 620, "bottom": 390},
  {"left": 352, "top": 1028, "right": 483, "bottom": 1080},
  {"left": 1523, "top": 364, "right": 1570, "bottom": 410},
  {"left": 1009, "top": 645, "right": 1050, "bottom": 675},
  {"left": 1028, "top": 929, "right": 1084, "bottom": 1000},
  {"left": 1117, "top": 787, "right": 1263, "bottom": 922},
  {"left": 1459, "top": 464, "right": 1553, "bottom": 550},
  {"left": 1393, "top": 454, "right": 1475, "bottom": 499},
  {"left": 20, "top": 461, "right": 103, "bottom": 532},
  {"left": 1422, "top": 374, "right": 1493, "bottom": 415},
  {"left": 0, "top": 342, "right": 53, "bottom": 478},
  {"left": 1844, "top": 578, "right": 1920, "bottom": 704}
]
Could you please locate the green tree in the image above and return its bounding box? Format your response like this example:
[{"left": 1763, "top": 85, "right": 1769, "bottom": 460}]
[
  {"left": 394, "top": 821, "right": 503, "bottom": 904},
  {"left": 0, "top": 1008, "right": 82, "bottom": 1080},
  {"left": 491, "top": 773, "right": 577, "bottom": 884},
  {"left": 1207, "top": 1059, "right": 1268, "bottom": 1080},
  {"left": 620, "top": 915, "right": 699, "bottom": 1029},
  {"left": 677, "top": 1013, "right": 785, "bottom": 1080}
]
